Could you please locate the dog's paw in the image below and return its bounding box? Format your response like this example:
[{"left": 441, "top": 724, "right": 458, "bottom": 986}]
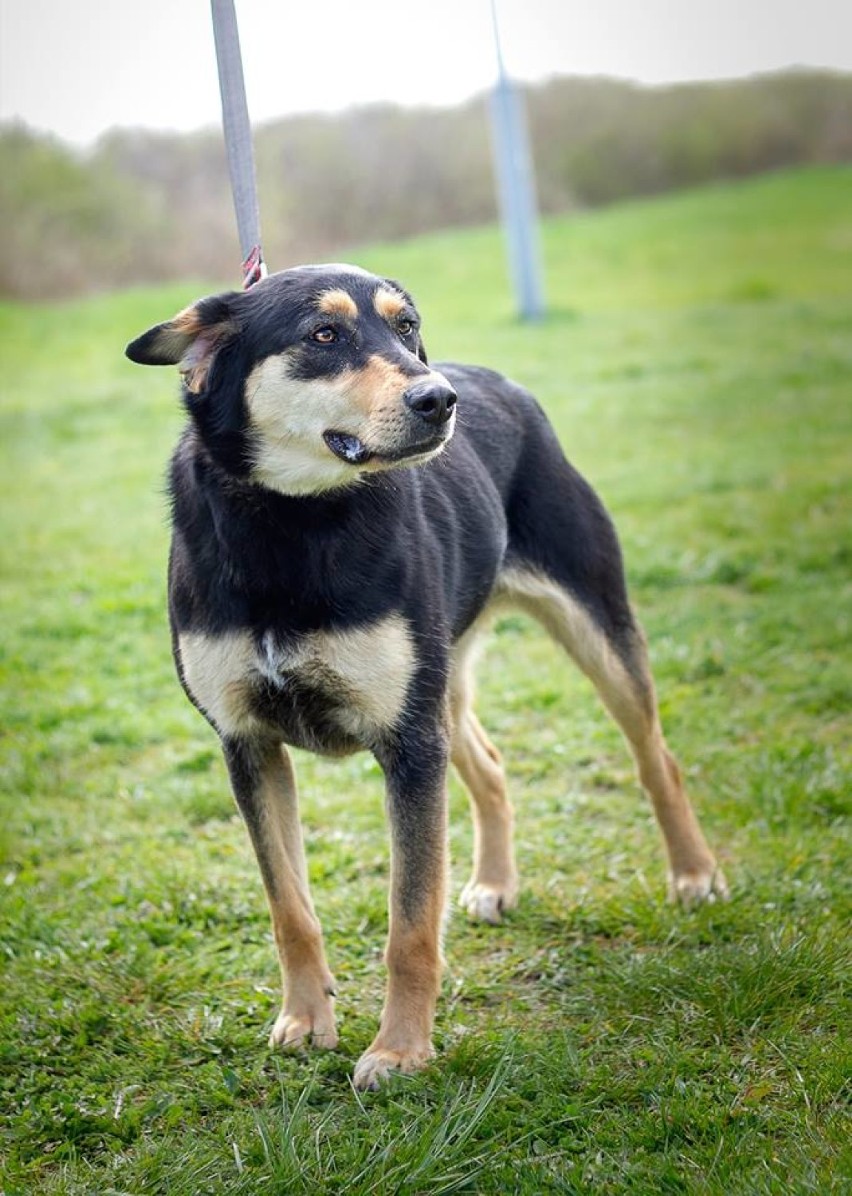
[
  {"left": 269, "top": 998, "right": 338, "bottom": 1051},
  {"left": 459, "top": 878, "right": 518, "bottom": 924},
  {"left": 353, "top": 1041, "right": 435, "bottom": 1090},
  {"left": 668, "top": 864, "right": 729, "bottom": 907}
]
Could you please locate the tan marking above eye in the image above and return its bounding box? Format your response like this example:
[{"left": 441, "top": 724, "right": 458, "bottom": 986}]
[
  {"left": 316, "top": 289, "right": 358, "bottom": 320},
  {"left": 373, "top": 288, "right": 407, "bottom": 321}
]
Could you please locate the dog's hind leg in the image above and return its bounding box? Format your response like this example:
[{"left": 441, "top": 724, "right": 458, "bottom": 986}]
[
  {"left": 500, "top": 569, "right": 727, "bottom": 905},
  {"left": 450, "top": 631, "right": 519, "bottom": 923},
  {"left": 223, "top": 737, "right": 338, "bottom": 1049}
]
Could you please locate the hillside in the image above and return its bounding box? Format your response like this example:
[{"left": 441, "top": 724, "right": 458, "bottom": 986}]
[{"left": 1, "top": 68, "right": 851, "bottom": 298}]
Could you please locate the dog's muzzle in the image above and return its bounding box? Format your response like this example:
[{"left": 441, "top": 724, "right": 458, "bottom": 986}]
[{"left": 324, "top": 376, "right": 457, "bottom": 467}]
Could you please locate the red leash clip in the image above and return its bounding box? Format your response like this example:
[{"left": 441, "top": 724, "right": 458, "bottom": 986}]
[{"left": 242, "top": 245, "right": 267, "bottom": 289}]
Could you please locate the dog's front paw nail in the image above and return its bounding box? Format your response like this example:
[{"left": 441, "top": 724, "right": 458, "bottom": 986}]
[
  {"left": 459, "top": 879, "right": 518, "bottom": 924},
  {"left": 353, "top": 1042, "right": 435, "bottom": 1090},
  {"left": 269, "top": 1003, "right": 338, "bottom": 1050},
  {"left": 669, "top": 865, "right": 729, "bottom": 907}
]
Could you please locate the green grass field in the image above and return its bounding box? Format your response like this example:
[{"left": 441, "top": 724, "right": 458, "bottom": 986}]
[{"left": 1, "top": 166, "right": 850, "bottom": 1193}]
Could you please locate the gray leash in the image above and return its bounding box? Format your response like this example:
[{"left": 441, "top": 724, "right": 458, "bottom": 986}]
[{"left": 210, "top": 0, "right": 267, "bottom": 287}]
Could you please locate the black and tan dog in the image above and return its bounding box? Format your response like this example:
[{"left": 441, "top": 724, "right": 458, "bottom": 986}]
[{"left": 126, "top": 263, "right": 727, "bottom": 1089}]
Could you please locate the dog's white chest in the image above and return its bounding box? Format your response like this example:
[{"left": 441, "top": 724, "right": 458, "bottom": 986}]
[{"left": 178, "top": 614, "right": 415, "bottom": 743}]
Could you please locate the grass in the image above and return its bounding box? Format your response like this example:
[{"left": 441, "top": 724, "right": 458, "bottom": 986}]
[{"left": 1, "top": 165, "right": 850, "bottom": 1193}]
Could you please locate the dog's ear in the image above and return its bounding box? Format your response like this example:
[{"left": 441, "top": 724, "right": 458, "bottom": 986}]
[{"left": 125, "top": 293, "right": 239, "bottom": 394}]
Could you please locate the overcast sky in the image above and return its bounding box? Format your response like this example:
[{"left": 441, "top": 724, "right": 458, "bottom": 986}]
[{"left": 1, "top": 0, "right": 850, "bottom": 147}]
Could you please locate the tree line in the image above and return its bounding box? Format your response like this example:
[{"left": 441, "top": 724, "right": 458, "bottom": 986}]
[{"left": 1, "top": 69, "right": 850, "bottom": 299}]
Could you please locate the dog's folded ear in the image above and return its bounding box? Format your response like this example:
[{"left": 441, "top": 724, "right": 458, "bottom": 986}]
[{"left": 125, "top": 294, "right": 239, "bottom": 394}]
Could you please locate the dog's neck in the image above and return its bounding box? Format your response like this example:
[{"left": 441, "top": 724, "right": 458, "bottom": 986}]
[{"left": 173, "top": 431, "right": 409, "bottom": 622}]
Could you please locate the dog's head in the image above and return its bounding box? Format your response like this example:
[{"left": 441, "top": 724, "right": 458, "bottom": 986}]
[{"left": 126, "top": 264, "right": 456, "bottom": 495}]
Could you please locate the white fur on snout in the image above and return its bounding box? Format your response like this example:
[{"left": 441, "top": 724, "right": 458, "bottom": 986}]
[
  {"left": 245, "top": 352, "right": 455, "bottom": 496},
  {"left": 247, "top": 354, "right": 358, "bottom": 495}
]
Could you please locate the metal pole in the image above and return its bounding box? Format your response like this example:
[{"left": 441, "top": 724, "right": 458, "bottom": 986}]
[
  {"left": 488, "top": 0, "right": 546, "bottom": 320},
  {"left": 210, "top": 0, "right": 266, "bottom": 285}
]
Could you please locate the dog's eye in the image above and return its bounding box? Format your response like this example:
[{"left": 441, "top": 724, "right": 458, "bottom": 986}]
[
  {"left": 397, "top": 319, "right": 414, "bottom": 337},
  {"left": 311, "top": 326, "right": 338, "bottom": 344}
]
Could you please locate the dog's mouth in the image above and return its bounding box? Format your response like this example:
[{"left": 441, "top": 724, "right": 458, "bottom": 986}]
[
  {"left": 323, "top": 431, "right": 372, "bottom": 464},
  {"left": 323, "top": 429, "right": 448, "bottom": 466}
]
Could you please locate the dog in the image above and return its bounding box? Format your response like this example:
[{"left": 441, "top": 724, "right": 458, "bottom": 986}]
[{"left": 126, "top": 263, "right": 727, "bottom": 1089}]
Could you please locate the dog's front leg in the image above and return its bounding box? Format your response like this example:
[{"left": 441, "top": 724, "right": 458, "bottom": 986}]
[
  {"left": 223, "top": 737, "right": 338, "bottom": 1049},
  {"left": 354, "top": 728, "right": 449, "bottom": 1090}
]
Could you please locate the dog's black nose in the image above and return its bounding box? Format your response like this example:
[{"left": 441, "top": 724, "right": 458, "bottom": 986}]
[{"left": 403, "top": 381, "right": 457, "bottom": 426}]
